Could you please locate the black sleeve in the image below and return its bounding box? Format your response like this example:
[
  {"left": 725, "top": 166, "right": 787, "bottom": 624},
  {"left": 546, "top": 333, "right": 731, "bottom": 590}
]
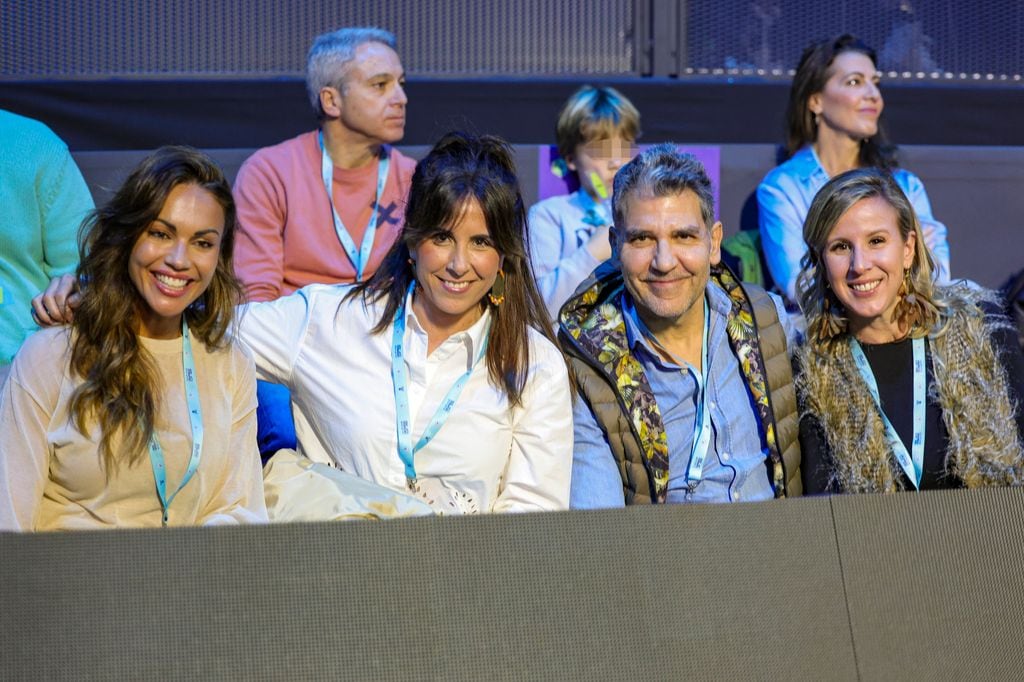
[
  {"left": 990, "top": 315, "right": 1024, "bottom": 444},
  {"left": 798, "top": 412, "right": 834, "bottom": 495}
]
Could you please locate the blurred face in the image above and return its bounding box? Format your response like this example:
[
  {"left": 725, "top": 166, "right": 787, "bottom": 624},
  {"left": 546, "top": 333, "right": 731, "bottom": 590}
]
[
  {"left": 332, "top": 41, "right": 407, "bottom": 144},
  {"left": 612, "top": 190, "right": 722, "bottom": 335},
  {"left": 410, "top": 198, "right": 503, "bottom": 337},
  {"left": 569, "top": 135, "right": 636, "bottom": 202},
  {"left": 809, "top": 51, "right": 883, "bottom": 142},
  {"left": 822, "top": 196, "right": 916, "bottom": 343},
  {"left": 129, "top": 183, "right": 225, "bottom": 339}
]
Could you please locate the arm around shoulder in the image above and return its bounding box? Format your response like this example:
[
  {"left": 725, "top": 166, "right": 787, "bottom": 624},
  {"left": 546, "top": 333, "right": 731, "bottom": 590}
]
[{"left": 235, "top": 285, "right": 323, "bottom": 385}]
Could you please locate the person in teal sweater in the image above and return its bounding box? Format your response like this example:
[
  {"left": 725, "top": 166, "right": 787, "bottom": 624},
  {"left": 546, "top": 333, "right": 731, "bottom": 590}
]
[{"left": 0, "top": 110, "right": 94, "bottom": 384}]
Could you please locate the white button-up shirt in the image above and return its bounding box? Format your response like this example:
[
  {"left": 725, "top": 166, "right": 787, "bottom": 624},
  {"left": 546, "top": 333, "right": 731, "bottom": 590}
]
[{"left": 238, "top": 284, "right": 573, "bottom": 513}]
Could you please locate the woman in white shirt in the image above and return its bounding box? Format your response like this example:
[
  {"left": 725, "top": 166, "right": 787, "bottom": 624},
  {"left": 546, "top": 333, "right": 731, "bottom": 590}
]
[
  {"left": 238, "top": 132, "right": 573, "bottom": 514},
  {"left": 3, "top": 146, "right": 267, "bottom": 530}
]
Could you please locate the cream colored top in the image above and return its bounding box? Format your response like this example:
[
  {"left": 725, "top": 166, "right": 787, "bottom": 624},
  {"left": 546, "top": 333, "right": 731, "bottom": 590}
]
[{"left": 0, "top": 326, "right": 267, "bottom": 531}]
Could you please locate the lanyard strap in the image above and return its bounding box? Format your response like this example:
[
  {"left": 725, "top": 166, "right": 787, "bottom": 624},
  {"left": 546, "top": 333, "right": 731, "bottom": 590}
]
[
  {"left": 147, "top": 318, "right": 204, "bottom": 527},
  {"left": 850, "top": 336, "right": 927, "bottom": 489},
  {"left": 318, "top": 130, "right": 390, "bottom": 281},
  {"left": 390, "top": 283, "right": 490, "bottom": 487},
  {"left": 636, "top": 295, "right": 712, "bottom": 489}
]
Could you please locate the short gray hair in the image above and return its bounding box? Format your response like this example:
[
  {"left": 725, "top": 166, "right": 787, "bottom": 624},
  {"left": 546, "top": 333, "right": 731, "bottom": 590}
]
[
  {"left": 611, "top": 143, "right": 715, "bottom": 232},
  {"left": 305, "top": 27, "right": 397, "bottom": 118}
]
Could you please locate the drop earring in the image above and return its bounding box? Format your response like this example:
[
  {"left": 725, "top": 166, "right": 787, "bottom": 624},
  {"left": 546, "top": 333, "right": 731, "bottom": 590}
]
[
  {"left": 902, "top": 269, "right": 916, "bottom": 306},
  {"left": 488, "top": 270, "right": 506, "bottom": 306}
]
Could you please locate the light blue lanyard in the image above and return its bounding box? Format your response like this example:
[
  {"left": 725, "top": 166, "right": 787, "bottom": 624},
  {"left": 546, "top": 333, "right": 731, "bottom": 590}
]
[
  {"left": 390, "top": 283, "right": 490, "bottom": 489},
  {"left": 147, "top": 318, "right": 203, "bottom": 527},
  {"left": 850, "top": 336, "right": 927, "bottom": 489},
  {"left": 637, "top": 296, "right": 712, "bottom": 489},
  {"left": 318, "top": 130, "right": 390, "bottom": 281}
]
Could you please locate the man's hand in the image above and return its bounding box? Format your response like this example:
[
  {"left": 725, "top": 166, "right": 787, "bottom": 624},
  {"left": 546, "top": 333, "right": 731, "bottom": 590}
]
[{"left": 31, "top": 273, "right": 80, "bottom": 326}]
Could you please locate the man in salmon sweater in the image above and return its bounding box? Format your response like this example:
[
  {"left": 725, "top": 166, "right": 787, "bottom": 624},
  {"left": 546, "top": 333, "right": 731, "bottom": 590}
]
[
  {"left": 232, "top": 27, "right": 417, "bottom": 456},
  {"left": 233, "top": 26, "right": 417, "bottom": 301}
]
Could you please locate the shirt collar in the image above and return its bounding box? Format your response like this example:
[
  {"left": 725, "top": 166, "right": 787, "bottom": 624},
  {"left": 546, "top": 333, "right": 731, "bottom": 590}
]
[
  {"left": 404, "top": 286, "right": 492, "bottom": 360},
  {"left": 573, "top": 188, "right": 612, "bottom": 213},
  {"left": 791, "top": 145, "right": 830, "bottom": 185},
  {"left": 622, "top": 280, "right": 729, "bottom": 359}
]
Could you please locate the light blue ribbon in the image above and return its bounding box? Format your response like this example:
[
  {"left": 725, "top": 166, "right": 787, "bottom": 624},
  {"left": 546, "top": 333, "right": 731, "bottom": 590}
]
[
  {"left": 850, "top": 336, "right": 927, "bottom": 489},
  {"left": 147, "top": 318, "right": 204, "bottom": 527},
  {"left": 318, "top": 131, "right": 390, "bottom": 281},
  {"left": 390, "top": 283, "right": 490, "bottom": 488}
]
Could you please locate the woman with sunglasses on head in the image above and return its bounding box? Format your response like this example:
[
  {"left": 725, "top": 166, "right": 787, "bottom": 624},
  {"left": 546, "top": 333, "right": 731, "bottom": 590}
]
[{"left": 1, "top": 147, "right": 267, "bottom": 530}]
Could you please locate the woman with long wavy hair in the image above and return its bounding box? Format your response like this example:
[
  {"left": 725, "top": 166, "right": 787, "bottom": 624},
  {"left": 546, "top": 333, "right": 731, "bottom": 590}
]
[
  {"left": 757, "top": 33, "right": 950, "bottom": 305},
  {"left": 0, "top": 146, "right": 267, "bottom": 530},
  {"left": 796, "top": 168, "right": 1024, "bottom": 494},
  {"left": 28, "top": 134, "right": 572, "bottom": 516}
]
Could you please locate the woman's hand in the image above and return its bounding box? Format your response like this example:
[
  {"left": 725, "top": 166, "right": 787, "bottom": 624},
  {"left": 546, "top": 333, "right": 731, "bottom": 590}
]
[{"left": 31, "top": 274, "right": 80, "bottom": 326}]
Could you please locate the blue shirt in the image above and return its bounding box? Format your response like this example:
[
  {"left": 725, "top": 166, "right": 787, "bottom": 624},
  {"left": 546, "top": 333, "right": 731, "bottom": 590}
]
[
  {"left": 570, "top": 283, "right": 786, "bottom": 507},
  {"left": 757, "top": 145, "right": 950, "bottom": 303}
]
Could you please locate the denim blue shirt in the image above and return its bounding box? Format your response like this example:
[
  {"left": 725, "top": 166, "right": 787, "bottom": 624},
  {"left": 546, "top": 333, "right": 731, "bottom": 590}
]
[
  {"left": 570, "top": 283, "right": 782, "bottom": 507},
  {"left": 756, "top": 145, "right": 950, "bottom": 303}
]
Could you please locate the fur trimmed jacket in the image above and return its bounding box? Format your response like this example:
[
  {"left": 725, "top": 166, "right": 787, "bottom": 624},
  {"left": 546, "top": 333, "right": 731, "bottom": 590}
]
[{"left": 797, "top": 284, "right": 1024, "bottom": 493}]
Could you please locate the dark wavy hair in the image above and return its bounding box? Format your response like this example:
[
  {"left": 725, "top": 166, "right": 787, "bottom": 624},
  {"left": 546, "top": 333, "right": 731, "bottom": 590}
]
[
  {"left": 349, "top": 131, "right": 559, "bottom": 406},
  {"left": 785, "top": 34, "right": 897, "bottom": 170},
  {"left": 69, "top": 145, "right": 244, "bottom": 471}
]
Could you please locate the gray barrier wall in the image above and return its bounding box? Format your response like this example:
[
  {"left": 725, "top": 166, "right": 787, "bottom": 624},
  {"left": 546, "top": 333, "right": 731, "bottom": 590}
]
[{"left": 3, "top": 487, "right": 1024, "bottom": 680}]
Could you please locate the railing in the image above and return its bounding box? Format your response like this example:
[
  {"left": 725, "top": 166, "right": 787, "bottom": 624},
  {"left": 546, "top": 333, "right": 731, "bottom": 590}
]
[
  {"left": 3, "top": 487, "right": 1023, "bottom": 679},
  {"left": 3, "top": 1, "right": 1022, "bottom": 83}
]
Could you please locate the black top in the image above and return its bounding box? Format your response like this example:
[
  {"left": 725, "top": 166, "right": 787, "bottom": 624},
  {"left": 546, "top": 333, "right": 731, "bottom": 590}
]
[{"left": 800, "top": 319, "right": 1024, "bottom": 494}]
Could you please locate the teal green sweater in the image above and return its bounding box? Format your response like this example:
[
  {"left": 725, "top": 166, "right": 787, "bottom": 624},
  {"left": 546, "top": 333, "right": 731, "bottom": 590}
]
[{"left": 1, "top": 110, "right": 94, "bottom": 365}]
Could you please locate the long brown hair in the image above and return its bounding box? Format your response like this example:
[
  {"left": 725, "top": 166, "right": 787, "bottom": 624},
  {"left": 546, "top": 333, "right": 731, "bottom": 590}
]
[
  {"left": 349, "top": 132, "right": 557, "bottom": 406},
  {"left": 69, "top": 146, "right": 244, "bottom": 470},
  {"left": 785, "top": 34, "right": 897, "bottom": 170}
]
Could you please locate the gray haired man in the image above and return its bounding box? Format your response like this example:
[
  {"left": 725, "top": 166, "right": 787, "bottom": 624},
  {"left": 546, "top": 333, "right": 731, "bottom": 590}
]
[
  {"left": 559, "top": 144, "right": 802, "bottom": 506},
  {"left": 233, "top": 26, "right": 416, "bottom": 300},
  {"left": 232, "top": 27, "right": 418, "bottom": 457}
]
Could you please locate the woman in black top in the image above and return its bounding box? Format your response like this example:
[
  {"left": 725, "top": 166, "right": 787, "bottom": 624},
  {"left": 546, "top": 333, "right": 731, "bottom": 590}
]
[{"left": 794, "top": 168, "right": 1024, "bottom": 494}]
